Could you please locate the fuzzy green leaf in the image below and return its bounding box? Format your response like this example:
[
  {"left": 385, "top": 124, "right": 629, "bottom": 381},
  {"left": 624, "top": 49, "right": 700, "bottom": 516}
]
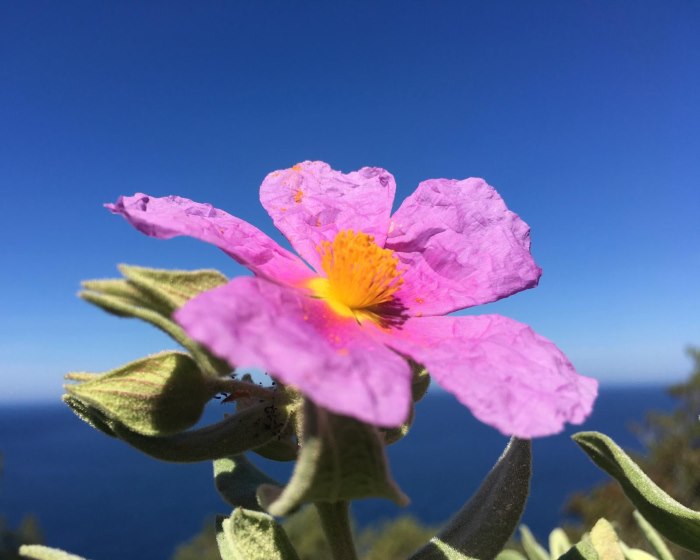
[
  {"left": 632, "top": 511, "right": 674, "bottom": 560},
  {"left": 216, "top": 508, "right": 300, "bottom": 560},
  {"left": 496, "top": 548, "right": 527, "bottom": 560},
  {"left": 410, "top": 438, "right": 531, "bottom": 560},
  {"left": 424, "top": 540, "right": 475, "bottom": 559},
  {"left": 65, "top": 352, "right": 212, "bottom": 436},
  {"left": 19, "top": 545, "right": 87, "bottom": 560},
  {"left": 549, "top": 529, "right": 572, "bottom": 559},
  {"left": 619, "top": 545, "right": 658, "bottom": 560},
  {"left": 520, "top": 526, "right": 549, "bottom": 560},
  {"left": 214, "top": 455, "right": 281, "bottom": 511},
  {"left": 257, "top": 400, "right": 407, "bottom": 516},
  {"left": 557, "top": 536, "right": 598, "bottom": 560},
  {"left": 573, "top": 431, "right": 700, "bottom": 553},
  {"left": 496, "top": 552, "right": 527, "bottom": 560},
  {"left": 589, "top": 519, "right": 624, "bottom": 560}
]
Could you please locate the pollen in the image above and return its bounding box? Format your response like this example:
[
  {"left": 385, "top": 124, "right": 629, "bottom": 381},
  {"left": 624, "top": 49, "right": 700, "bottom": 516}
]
[{"left": 307, "top": 229, "right": 404, "bottom": 321}]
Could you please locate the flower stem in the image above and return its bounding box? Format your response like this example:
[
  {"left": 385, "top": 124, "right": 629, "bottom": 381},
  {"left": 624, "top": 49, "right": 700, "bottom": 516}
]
[
  {"left": 316, "top": 501, "right": 358, "bottom": 560},
  {"left": 206, "top": 378, "right": 277, "bottom": 400}
]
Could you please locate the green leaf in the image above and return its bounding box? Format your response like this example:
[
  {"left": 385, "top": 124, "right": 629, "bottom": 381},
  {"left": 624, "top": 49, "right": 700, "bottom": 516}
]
[
  {"left": 557, "top": 535, "right": 598, "bottom": 560},
  {"left": 65, "top": 352, "right": 212, "bottom": 436},
  {"left": 257, "top": 400, "right": 408, "bottom": 516},
  {"left": 496, "top": 552, "right": 527, "bottom": 560},
  {"left": 520, "top": 526, "right": 549, "bottom": 560},
  {"left": 110, "top": 400, "right": 291, "bottom": 462},
  {"left": 632, "top": 511, "right": 674, "bottom": 560},
  {"left": 216, "top": 508, "right": 301, "bottom": 560},
  {"left": 410, "top": 438, "right": 531, "bottom": 560},
  {"left": 423, "top": 540, "right": 475, "bottom": 560},
  {"left": 549, "top": 529, "right": 572, "bottom": 559},
  {"left": 80, "top": 271, "right": 229, "bottom": 377},
  {"left": 573, "top": 431, "right": 700, "bottom": 554},
  {"left": 589, "top": 519, "right": 624, "bottom": 560},
  {"left": 118, "top": 265, "right": 228, "bottom": 313},
  {"left": 214, "top": 455, "right": 281, "bottom": 511},
  {"left": 619, "top": 545, "right": 659, "bottom": 560},
  {"left": 19, "top": 545, "right": 88, "bottom": 560}
]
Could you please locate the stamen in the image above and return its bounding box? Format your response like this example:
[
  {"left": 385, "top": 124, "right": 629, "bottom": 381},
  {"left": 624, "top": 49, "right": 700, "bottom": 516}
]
[{"left": 308, "top": 230, "right": 404, "bottom": 321}]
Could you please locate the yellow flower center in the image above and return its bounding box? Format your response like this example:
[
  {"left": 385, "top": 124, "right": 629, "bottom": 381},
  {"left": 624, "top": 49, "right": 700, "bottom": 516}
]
[{"left": 307, "top": 229, "right": 404, "bottom": 322}]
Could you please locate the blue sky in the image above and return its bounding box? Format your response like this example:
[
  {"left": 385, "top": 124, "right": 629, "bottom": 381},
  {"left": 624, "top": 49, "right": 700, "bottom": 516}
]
[{"left": 1, "top": 2, "right": 698, "bottom": 401}]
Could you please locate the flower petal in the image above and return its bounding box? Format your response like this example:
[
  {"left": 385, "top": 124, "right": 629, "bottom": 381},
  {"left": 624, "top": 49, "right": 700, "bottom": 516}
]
[
  {"left": 107, "top": 194, "right": 314, "bottom": 285},
  {"left": 259, "top": 161, "right": 396, "bottom": 271},
  {"left": 386, "top": 178, "right": 542, "bottom": 316},
  {"left": 380, "top": 315, "right": 597, "bottom": 438},
  {"left": 174, "top": 277, "right": 412, "bottom": 427}
]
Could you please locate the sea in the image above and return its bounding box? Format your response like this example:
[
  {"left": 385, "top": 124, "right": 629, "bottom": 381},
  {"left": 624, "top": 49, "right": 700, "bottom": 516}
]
[{"left": 0, "top": 386, "right": 676, "bottom": 560}]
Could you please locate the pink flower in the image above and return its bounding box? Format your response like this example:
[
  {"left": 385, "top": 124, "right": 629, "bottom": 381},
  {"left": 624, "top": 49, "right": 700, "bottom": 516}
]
[{"left": 107, "top": 161, "right": 597, "bottom": 438}]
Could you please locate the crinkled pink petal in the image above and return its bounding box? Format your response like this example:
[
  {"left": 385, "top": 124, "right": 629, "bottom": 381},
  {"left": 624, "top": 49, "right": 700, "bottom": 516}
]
[
  {"left": 106, "top": 194, "right": 314, "bottom": 285},
  {"left": 386, "top": 178, "right": 542, "bottom": 316},
  {"left": 174, "top": 277, "right": 412, "bottom": 427},
  {"left": 378, "top": 314, "right": 597, "bottom": 438},
  {"left": 259, "top": 161, "right": 396, "bottom": 271}
]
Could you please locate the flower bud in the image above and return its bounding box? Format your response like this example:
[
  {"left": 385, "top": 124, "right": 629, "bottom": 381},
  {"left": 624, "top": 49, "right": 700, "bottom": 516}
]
[
  {"left": 118, "top": 264, "right": 228, "bottom": 314},
  {"left": 65, "top": 351, "right": 213, "bottom": 436},
  {"left": 80, "top": 266, "right": 231, "bottom": 377}
]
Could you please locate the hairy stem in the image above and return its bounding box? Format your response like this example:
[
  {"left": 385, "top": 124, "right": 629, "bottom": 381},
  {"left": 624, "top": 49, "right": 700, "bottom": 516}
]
[
  {"left": 206, "top": 377, "right": 277, "bottom": 400},
  {"left": 316, "top": 501, "right": 358, "bottom": 560}
]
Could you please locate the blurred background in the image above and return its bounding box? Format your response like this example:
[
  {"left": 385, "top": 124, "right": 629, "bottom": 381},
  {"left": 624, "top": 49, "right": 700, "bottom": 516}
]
[{"left": 1, "top": 2, "right": 699, "bottom": 559}]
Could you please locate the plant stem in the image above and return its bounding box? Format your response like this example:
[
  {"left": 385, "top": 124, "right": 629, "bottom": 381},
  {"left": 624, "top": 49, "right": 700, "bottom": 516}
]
[
  {"left": 316, "top": 501, "right": 359, "bottom": 560},
  {"left": 207, "top": 378, "right": 276, "bottom": 400}
]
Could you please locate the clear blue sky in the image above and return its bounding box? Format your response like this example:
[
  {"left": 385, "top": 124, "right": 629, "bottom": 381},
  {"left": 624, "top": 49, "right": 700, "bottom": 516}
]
[{"left": 1, "top": 2, "right": 698, "bottom": 401}]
